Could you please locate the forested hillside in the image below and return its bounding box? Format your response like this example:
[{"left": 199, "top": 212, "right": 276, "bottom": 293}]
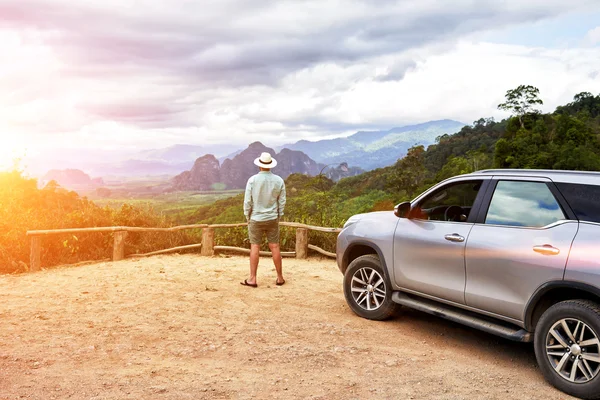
[{"left": 182, "top": 88, "right": 600, "bottom": 252}]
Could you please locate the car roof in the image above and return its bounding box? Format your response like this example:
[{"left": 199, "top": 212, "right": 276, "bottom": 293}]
[{"left": 467, "top": 169, "right": 600, "bottom": 185}]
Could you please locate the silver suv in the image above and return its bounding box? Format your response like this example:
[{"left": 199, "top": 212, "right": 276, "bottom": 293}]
[{"left": 337, "top": 169, "right": 600, "bottom": 399}]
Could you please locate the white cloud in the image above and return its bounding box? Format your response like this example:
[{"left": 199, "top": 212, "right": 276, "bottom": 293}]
[
  {"left": 327, "top": 42, "right": 600, "bottom": 125},
  {"left": 586, "top": 26, "right": 600, "bottom": 45},
  {"left": 0, "top": 0, "right": 599, "bottom": 163}
]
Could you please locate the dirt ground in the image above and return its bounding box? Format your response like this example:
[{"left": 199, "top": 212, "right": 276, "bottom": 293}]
[{"left": 0, "top": 254, "right": 576, "bottom": 400}]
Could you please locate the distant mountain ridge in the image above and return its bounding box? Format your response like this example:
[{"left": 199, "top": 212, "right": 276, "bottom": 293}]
[
  {"left": 280, "top": 119, "right": 465, "bottom": 170},
  {"left": 30, "top": 144, "right": 239, "bottom": 178},
  {"left": 171, "top": 142, "right": 362, "bottom": 191},
  {"left": 42, "top": 169, "right": 104, "bottom": 188},
  {"left": 34, "top": 120, "right": 465, "bottom": 180}
]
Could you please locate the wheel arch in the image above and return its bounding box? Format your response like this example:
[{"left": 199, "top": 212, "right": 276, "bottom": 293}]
[
  {"left": 525, "top": 281, "right": 600, "bottom": 331},
  {"left": 341, "top": 241, "right": 391, "bottom": 281}
]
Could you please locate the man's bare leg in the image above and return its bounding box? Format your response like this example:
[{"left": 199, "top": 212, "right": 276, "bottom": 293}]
[
  {"left": 268, "top": 242, "right": 284, "bottom": 283},
  {"left": 247, "top": 244, "right": 260, "bottom": 285}
]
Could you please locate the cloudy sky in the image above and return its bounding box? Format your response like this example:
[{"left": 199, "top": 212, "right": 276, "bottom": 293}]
[{"left": 1, "top": 0, "right": 600, "bottom": 164}]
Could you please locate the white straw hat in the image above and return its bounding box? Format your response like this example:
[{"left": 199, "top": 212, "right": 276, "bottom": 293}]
[{"left": 254, "top": 152, "right": 277, "bottom": 168}]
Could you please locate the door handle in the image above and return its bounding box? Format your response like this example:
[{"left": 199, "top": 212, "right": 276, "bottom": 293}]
[
  {"left": 444, "top": 233, "right": 465, "bottom": 243},
  {"left": 533, "top": 244, "right": 560, "bottom": 256}
]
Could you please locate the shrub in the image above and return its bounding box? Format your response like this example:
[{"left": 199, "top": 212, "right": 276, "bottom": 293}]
[{"left": 0, "top": 171, "right": 200, "bottom": 273}]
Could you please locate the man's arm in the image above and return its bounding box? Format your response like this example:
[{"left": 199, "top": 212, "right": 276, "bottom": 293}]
[
  {"left": 278, "top": 181, "right": 286, "bottom": 219},
  {"left": 243, "top": 177, "right": 253, "bottom": 221}
]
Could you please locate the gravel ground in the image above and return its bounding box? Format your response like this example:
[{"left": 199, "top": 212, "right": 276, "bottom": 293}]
[{"left": 0, "top": 254, "right": 575, "bottom": 399}]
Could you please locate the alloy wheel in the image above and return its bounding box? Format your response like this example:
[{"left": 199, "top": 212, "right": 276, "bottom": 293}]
[
  {"left": 350, "top": 267, "right": 386, "bottom": 311},
  {"left": 546, "top": 318, "right": 600, "bottom": 383}
]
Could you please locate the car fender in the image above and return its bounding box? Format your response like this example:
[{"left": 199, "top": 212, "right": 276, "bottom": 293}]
[
  {"left": 524, "top": 280, "right": 600, "bottom": 331},
  {"left": 338, "top": 211, "right": 399, "bottom": 287},
  {"left": 342, "top": 240, "right": 393, "bottom": 284}
]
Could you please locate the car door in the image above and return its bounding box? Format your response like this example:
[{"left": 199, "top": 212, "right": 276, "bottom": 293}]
[
  {"left": 465, "top": 178, "right": 579, "bottom": 321},
  {"left": 393, "top": 178, "right": 488, "bottom": 304}
]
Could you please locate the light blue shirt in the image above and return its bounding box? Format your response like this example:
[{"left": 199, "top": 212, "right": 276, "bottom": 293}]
[{"left": 244, "top": 171, "right": 286, "bottom": 222}]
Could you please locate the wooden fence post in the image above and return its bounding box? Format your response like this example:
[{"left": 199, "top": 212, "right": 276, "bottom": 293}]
[
  {"left": 113, "top": 231, "right": 127, "bottom": 261},
  {"left": 30, "top": 236, "right": 41, "bottom": 272},
  {"left": 201, "top": 228, "right": 215, "bottom": 256},
  {"left": 296, "top": 228, "right": 308, "bottom": 259}
]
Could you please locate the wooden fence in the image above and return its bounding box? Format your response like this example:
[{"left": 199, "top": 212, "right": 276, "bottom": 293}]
[{"left": 26, "top": 222, "right": 342, "bottom": 272}]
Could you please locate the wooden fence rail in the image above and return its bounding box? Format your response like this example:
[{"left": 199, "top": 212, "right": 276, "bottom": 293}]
[{"left": 26, "top": 222, "right": 342, "bottom": 272}]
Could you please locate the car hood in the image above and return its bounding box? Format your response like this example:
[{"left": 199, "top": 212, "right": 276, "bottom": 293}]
[{"left": 344, "top": 211, "right": 396, "bottom": 228}]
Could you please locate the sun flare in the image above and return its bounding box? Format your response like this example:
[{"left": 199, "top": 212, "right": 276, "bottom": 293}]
[{"left": 0, "top": 137, "right": 27, "bottom": 170}]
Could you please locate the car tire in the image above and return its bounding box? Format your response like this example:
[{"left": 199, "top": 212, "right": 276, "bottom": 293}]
[
  {"left": 343, "top": 254, "right": 400, "bottom": 321},
  {"left": 534, "top": 299, "right": 600, "bottom": 399}
]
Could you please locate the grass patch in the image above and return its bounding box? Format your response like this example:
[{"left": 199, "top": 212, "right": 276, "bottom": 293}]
[{"left": 94, "top": 191, "right": 243, "bottom": 218}]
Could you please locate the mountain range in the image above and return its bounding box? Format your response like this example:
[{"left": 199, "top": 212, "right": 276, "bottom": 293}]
[
  {"left": 279, "top": 119, "right": 465, "bottom": 170},
  {"left": 32, "top": 119, "right": 465, "bottom": 184},
  {"left": 42, "top": 169, "right": 104, "bottom": 187},
  {"left": 26, "top": 144, "right": 235, "bottom": 178},
  {"left": 171, "top": 142, "right": 363, "bottom": 191}
]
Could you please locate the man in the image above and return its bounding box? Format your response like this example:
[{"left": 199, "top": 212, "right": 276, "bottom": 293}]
[{"left": 241, "top": 152, "right": 286, "bottom": 288}]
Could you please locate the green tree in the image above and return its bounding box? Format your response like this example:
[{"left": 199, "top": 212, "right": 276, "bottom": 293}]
[
  {"left": 387, "top": 145, "right": 427, "bottom": 198},
  {"left": 465, "top": 150, "right": 491, "bottom": 171},
  {"left": 498, "top": 85, "right": 543, "bottom": 129},
  {"left": 556, "top": 92, "right": 600, "bottom": 119},
  {"left": 436, "top": 156, "right": 471, "bottom": 181},
  {"left": 437, "top": 151, "right": 491, "bottom": 181},
  {"left": 574, "top": 92, "right": 594, "bottom": 102}
]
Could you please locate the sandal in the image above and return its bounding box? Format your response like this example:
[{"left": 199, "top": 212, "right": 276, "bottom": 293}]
[{"left": 240, "top": 279, "right": 258, "bottom": 288}]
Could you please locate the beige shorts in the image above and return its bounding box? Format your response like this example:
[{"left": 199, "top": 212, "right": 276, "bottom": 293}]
[{"left": 248, "top": 218, "right": 280, "bottom": 244}]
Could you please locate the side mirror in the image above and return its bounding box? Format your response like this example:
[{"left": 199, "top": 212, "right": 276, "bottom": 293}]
[{"left": 394, "top": 201, "right": 411, "bottom": 218}]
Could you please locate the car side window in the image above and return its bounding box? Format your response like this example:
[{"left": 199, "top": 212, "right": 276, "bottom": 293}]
[
  {"left": 555, "top": 182, "right": 600, "bottom": 224},
  {"left": 485, "top": 181, "right": 565, "bottom": 227},
  {"left": 414, "top": 180, "right": 483, "bottom": 222}
]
